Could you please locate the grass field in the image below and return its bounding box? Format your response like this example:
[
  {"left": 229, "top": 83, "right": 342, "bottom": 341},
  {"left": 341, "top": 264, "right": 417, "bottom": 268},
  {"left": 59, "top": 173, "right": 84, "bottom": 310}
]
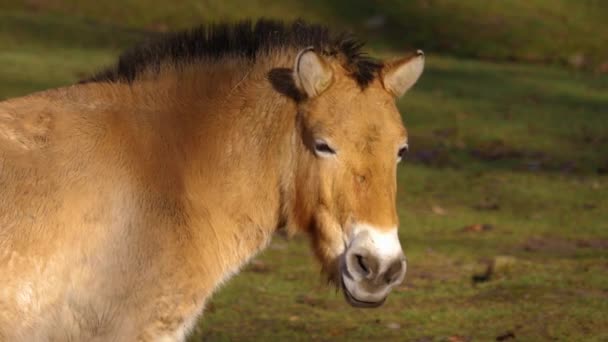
[{"left": 1, "top": 2, "right": 607, "bottom": 341}]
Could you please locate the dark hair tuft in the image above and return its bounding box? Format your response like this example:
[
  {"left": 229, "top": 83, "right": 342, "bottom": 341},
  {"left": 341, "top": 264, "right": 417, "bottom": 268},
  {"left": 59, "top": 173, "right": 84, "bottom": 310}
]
[{"left": 83, "top": 19, "right": 382, "bottom": 88}]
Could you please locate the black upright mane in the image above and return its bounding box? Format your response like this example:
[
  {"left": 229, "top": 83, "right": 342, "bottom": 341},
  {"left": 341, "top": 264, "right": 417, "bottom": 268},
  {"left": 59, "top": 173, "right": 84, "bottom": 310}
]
[{"left": 83, "top": 19, "right": 382, "bottom": 87}]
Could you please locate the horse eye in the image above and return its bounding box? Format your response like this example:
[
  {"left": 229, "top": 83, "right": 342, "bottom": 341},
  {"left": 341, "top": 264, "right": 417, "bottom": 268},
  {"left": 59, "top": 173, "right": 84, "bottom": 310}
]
[
  {"left": 314, "top": 140, "right": 336, "bottom": 156},
  {"left": 397, "top": 145, "right": 409, "bottom": 162}
]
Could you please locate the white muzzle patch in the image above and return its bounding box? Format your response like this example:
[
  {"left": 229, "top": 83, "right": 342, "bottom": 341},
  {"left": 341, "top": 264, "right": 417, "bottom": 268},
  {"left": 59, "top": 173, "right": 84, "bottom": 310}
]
[{"left": 340, "top": 224, "right": 406, "bottom": 307}]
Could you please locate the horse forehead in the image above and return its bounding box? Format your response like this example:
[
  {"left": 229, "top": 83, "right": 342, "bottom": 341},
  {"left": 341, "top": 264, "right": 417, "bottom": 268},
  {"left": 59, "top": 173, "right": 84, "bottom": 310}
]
[
  {"left": 340, "top": 83, "right": 392, "bottom": 109},
  {"left": 310, "top": 81, "right": 404, "bottom": 141},
  {"left": 345, "top": 101, "right": 405, "bottom": 143},
  {"left": 325, "top": 89, "right": 399, "bottom": 124}
]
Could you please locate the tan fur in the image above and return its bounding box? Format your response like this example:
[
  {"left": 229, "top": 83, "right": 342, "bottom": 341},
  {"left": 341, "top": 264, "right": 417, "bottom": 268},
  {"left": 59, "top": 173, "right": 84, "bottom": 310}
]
[{"left": 0, "top": 48, "right": 418, "bottom": 340}]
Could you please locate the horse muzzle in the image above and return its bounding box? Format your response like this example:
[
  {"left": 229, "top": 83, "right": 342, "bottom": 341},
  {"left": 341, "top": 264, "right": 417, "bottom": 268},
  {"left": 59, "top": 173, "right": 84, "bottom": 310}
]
[{"left": 340, "top": 224, "right": 406, "bottom": 307}]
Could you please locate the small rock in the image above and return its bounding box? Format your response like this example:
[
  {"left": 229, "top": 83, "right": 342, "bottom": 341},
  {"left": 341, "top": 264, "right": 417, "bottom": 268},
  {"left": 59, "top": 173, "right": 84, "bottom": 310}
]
[
  {"left": 568, "top": 52, "right": 586, "bottom": 69},
  {"left": 462, "top": 223, "right": 494, "bottom": 233},
  {"left": 386, "top": 322, "right": 401, "bottom": 330},
  {"left": 289, "top": 315, "right": 299, "bottom": 322},
  {"left": 432, "top": 204, "right": 447, "bottom": 216}
]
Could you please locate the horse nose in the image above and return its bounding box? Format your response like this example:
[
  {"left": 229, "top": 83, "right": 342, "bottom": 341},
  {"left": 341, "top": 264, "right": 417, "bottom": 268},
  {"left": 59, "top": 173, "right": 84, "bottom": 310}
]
[
  {"left": 341, "top": 225, "right": 406, "bottom": 307},
  {"left": 350, "top": 252, "right": 406, "bottom": 286}
]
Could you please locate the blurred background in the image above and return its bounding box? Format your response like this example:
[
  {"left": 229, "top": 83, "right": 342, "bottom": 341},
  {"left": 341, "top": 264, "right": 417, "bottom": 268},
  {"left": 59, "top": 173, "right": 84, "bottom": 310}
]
[{"left": 1, "top": 1, "right": 606, "bottom": 341}]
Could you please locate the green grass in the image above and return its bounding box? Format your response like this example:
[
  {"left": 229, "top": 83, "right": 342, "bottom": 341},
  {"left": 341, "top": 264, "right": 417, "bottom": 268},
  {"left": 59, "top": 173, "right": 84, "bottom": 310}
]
[{"left": 1, "top": 4, "right": 607, "bottom": 341}]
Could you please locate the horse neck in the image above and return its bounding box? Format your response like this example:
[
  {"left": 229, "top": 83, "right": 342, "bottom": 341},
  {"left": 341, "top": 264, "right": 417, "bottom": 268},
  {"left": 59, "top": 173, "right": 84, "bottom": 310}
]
[{"left": 127, "top": 59, "right": 312, "bottom": 280}]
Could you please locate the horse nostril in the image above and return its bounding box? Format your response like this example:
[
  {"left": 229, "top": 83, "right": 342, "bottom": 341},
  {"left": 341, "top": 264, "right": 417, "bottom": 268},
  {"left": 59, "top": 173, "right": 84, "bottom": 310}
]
[
  {"left": 355, "top": 254, "right": 369, "bottom": 275},
  {"left": 383, "top": 259, "right": 405, "bottom": 285},
  {"left": 352, "top": 253, "right": 380, "bottom": 278}
]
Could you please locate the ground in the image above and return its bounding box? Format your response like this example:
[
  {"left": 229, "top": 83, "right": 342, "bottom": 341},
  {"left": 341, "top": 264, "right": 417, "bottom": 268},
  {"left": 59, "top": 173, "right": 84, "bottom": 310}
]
[{"left": 1, "top": 2, "right": 607, "bottom": 341}]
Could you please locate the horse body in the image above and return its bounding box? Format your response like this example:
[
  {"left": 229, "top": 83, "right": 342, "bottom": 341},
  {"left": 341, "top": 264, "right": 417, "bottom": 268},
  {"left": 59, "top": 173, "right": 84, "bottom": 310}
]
[
  {"left": 1, "top": 60, "right": 291, "bottom": 339},
  {"left": 0, "top": 20, "right": 424, "bottom": 341}
]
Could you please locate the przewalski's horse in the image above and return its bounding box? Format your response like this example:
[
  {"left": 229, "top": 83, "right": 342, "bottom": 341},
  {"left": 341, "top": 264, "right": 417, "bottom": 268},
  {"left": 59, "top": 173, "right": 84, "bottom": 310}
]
[{"left": 0, "top": 20, "right": 424, "bottom": 341}]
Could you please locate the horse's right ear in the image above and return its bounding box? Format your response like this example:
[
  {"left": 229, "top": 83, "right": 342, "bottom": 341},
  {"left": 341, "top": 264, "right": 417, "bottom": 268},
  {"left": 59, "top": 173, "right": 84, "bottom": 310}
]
[{"left": 293, "top": 48, "right": 333, "bottom": 98}]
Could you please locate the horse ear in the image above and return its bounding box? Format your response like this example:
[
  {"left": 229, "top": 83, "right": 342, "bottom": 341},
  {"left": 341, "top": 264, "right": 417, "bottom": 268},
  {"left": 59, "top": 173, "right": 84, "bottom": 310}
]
[
  {"left": 293, "top": 48, "right": 333, "bottom": 98},
  {"left": 382, "top": 50, "right": 425, "bottom": 98}
]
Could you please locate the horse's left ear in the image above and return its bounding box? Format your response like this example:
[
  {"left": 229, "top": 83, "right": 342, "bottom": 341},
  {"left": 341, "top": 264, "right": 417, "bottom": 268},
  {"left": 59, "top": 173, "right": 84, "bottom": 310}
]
[
  {"left": 382, "top": 50, "right": 425, "bottom": 98},
  {"left": 293, "top": 48, "right": 333, "bottom": 98}
]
